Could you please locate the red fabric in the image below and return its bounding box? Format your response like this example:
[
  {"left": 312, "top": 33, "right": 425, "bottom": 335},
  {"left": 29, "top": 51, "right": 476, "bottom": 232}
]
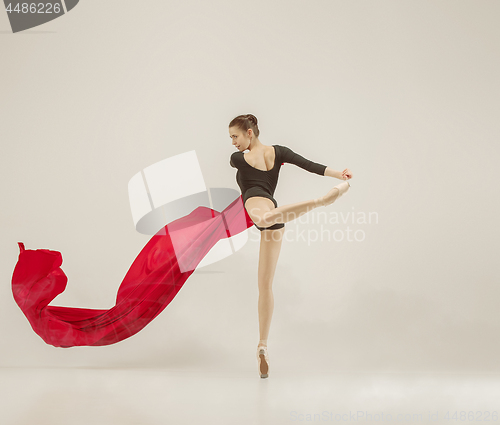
[{"left": 11, "top": 196, "right": 254, "bottom": 347}]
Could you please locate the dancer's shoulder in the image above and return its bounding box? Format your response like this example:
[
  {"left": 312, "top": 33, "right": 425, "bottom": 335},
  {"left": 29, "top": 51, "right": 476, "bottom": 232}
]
[
  {"left": 230, "top": 151, "right": 242, "bottom": 160},
  {"left": 230, "top": 150, "right": 242, "bottom": 168},
  {"left": 274, "top": 144, "right": 293, "bottom": 151},
  {"left": 274, "top": 144, "right": 294, "bottom": 157}
]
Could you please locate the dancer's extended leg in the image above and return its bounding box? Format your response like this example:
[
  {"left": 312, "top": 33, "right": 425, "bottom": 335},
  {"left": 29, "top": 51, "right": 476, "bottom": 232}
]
[{"left": 245, "top": 182, "right": 349, "bottom": 229}]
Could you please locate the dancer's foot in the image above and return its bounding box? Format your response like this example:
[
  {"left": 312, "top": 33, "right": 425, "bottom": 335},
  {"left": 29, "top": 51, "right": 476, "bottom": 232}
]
[
  {"left": 317, "top": 181, "right": 350, "bottom": 207},
  {"left": 257, "top": 345, "right": 269, "bottom": 379}
]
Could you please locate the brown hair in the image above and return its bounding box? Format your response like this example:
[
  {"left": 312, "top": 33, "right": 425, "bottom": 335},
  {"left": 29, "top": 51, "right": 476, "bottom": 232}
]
[{"left": 229, "top": 114, "right": 260, "bottom": 138}]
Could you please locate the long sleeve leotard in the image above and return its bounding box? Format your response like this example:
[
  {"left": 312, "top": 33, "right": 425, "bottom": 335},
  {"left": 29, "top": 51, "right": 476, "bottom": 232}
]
[{"left": 230, "top": 144, "right": 327, "bottom": 208}]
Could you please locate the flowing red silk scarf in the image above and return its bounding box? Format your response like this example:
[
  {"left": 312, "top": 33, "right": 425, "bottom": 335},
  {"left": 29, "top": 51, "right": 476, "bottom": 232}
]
[{"left": 11, "top": 196, "right": 254, "bottom": 348}]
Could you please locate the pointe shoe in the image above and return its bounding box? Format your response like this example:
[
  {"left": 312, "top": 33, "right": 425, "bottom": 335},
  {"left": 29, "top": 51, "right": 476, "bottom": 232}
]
[
  {"left": 321, "top": 180, "right": 350, "bottom": 207},
  {"left": 257, "top": 345, "right": 270, "bottom": 378}
]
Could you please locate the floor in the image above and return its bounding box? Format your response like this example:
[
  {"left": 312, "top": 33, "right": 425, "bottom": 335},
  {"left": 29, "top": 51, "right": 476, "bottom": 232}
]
[{"left": 1, "top": 367, "right": 499, "bottom": 425}]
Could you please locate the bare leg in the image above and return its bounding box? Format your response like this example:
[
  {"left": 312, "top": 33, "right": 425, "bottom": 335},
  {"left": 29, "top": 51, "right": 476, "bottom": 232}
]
[
  {"left": 257, "top": 226, "right": 285, "bottom": 347},
  {"left": 245, "top": 184, "right": 346, "bottom": 229}
]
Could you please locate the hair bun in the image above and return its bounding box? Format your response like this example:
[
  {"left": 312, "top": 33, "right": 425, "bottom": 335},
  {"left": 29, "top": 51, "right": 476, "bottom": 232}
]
[
  {"left": 247, "top": 114, "right": 257, "bottom": 125},
  {"left": 228, "top": 113, "right": 260, "bottom": 138}
]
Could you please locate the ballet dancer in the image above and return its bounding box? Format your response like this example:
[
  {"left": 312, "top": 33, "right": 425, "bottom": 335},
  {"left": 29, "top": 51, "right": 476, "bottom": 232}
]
[{"left": 229, "top": 114, "right": 353, "bottom": 378}]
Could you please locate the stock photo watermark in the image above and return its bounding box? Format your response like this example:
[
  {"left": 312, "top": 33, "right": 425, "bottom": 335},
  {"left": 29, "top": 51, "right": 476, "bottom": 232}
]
[
  {"left": 3, "top": 1, "right": 79, "bottom": 33},
  {"left": 289, "top": 410, "right": 498, "bottom": 422},
  {"left": 248, "top": 206, "right": 378, "bottom": 244}
]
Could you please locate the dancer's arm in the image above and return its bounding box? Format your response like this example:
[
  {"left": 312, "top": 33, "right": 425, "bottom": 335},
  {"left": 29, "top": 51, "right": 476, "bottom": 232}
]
[
  {"left": 280, "top": 146, "right": 350, "bottom": 180},
  {"left": 230, "top": 152, "right": 237, "bottom": 168},
  {"left": 324, "top": 167, "right": 348, "bottom": 180},
  {"left": 279, "top": 145, "right": 327, "bottom": 176}
]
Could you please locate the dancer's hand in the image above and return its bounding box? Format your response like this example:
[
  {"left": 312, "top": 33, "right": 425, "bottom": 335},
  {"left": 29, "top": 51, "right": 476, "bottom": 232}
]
[{"left": 341, "top": 168, "right": 352, "bottom": 180}]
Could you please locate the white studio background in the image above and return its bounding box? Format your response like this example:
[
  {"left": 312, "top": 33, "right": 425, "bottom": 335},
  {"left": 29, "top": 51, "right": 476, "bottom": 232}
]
[{"left": 0, "top": 0, "right": 499, "bottom": 374}]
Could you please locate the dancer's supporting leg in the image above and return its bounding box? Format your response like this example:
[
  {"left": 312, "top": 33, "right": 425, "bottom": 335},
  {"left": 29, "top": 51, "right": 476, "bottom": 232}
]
[{"left": 257, "top": 226, "right": 285, "bottom": 347}]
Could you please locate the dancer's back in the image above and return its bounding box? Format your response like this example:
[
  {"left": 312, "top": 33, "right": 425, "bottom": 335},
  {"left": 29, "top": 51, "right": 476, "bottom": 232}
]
[{"left": 230, "top": 144, "right": 327, "bottom": 205}]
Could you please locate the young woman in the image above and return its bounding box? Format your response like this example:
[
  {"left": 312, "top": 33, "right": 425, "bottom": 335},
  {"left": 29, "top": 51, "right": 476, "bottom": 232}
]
[{"left": 229, "top": 114, "right": 353, "bottom": 378}]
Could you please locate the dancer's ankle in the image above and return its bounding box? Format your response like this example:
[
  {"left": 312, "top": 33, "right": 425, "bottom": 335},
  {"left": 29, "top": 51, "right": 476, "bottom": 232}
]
[
  {"left": 314, "top": 197, "right": 325, "bottom": 208},
  {"left": 258, "top": 339, "right": 268, "bottom": 347}
]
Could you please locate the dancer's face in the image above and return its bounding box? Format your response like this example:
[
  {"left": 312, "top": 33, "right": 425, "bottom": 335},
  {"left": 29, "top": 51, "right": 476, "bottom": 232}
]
[{"left": 229, "top": 127, "right": 252, "bottom": 151}]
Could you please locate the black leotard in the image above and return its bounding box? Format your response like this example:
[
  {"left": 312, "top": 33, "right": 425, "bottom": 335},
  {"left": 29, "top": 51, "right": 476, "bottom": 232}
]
[{"left": 230, "top": 144, "right": 327, "bottom": 231}]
